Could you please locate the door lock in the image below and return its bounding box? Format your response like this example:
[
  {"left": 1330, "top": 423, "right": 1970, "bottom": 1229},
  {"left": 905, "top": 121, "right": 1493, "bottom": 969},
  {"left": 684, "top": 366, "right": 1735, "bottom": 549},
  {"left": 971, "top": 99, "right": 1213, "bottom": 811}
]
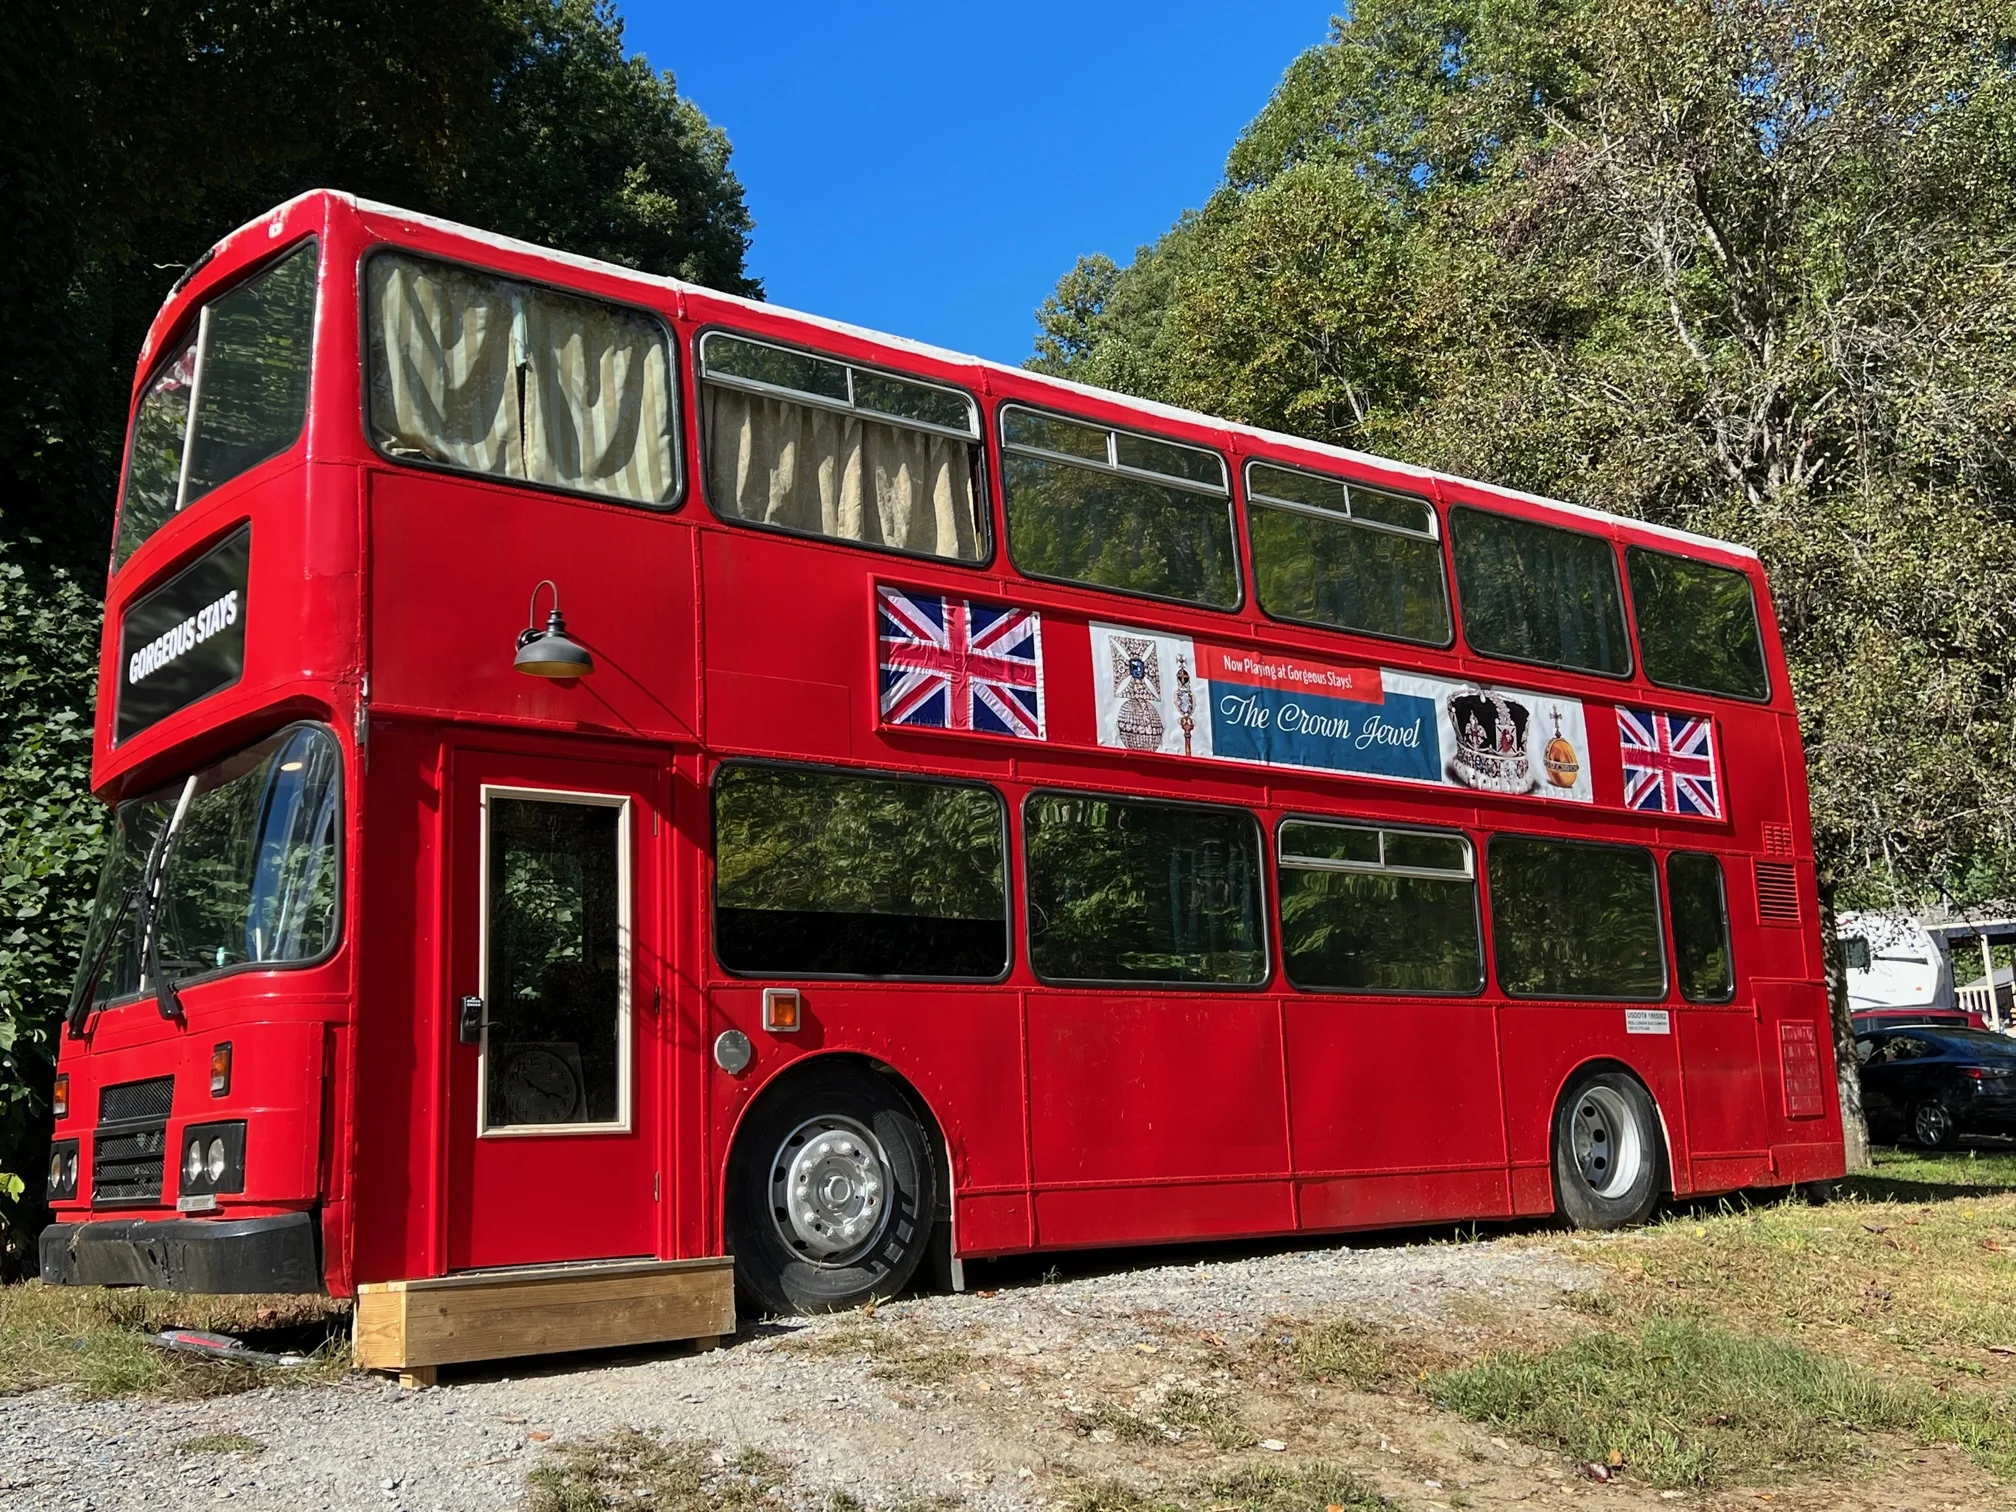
[{"left": 457, "top": 995, "right": 484, "bottom": 1046}]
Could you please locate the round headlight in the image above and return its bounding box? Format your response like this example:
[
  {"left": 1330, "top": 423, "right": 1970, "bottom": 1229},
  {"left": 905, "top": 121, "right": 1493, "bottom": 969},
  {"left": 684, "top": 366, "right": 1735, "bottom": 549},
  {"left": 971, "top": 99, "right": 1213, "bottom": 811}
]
[
  {"left": 48, "top": 1149, "right": 67, "bottom": 1189},
  {"left": 184, "top": 1139, "right": 204, "bottom": 1185},
  {"left": 204, "top": 1138, "right": 227, "bottom": 1183}
]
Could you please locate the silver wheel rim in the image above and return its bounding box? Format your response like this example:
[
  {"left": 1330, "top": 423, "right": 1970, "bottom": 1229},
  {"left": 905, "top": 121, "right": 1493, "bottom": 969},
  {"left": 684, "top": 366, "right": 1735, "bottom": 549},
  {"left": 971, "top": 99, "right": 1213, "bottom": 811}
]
[
  {"left": 1916, "top": 1103, "right": 1952, "bottom": 1146},
  {"left": 1571, "top": 1086, "right": 1645, "bottom": 1199},
  {"left": 769, "top": 1114, "right": 893, "bottom": 1265}
]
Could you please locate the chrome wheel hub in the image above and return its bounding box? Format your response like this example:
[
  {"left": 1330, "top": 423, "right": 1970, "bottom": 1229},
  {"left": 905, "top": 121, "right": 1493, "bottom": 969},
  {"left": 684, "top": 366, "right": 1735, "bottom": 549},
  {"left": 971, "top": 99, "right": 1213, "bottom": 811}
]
[
  {"left": 770, "top": 1114, "right": 891, "bottom": 1264},
  {"left": 1916, "top": 1103, "right": 1952, "bottom": 1145},
  {"left": 1571, "top": 1086, "right": 1644, "bottom": 1199}
]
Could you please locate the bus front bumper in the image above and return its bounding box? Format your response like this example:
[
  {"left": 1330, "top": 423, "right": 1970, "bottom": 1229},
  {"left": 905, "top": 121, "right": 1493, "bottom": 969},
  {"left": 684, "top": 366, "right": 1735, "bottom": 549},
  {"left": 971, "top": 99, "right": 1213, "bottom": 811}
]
[{"left": 39, "top": 1213, "right": 321, "bottom": 1294}]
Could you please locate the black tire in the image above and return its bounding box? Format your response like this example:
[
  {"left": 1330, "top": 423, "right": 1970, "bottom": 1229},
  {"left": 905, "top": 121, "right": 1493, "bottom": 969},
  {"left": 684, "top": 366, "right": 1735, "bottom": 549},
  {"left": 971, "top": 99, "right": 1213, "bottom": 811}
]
[
  {"left": 726, "top": 1061, "right": 936, "bottom": 1316},
  {"left": 1552, "top": 1069, "right": 1664, "bottom": 1230},
  {"left": 1911, "top": 1099, "right": 1959, "bottom": 1151}
]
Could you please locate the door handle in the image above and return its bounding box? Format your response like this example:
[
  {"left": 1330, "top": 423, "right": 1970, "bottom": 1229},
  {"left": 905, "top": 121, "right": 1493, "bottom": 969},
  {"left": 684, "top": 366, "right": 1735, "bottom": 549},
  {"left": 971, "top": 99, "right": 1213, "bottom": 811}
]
[{"left": 457, "top": 995, "right": 484, "bottom": 1046}]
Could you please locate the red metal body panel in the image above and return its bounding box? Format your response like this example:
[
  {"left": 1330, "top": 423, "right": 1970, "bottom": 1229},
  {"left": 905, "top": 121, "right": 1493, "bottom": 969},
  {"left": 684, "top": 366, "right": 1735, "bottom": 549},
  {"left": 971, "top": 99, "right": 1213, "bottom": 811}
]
[{"left": 47, "top": 192, "right": 1844, "bottom": 1296}]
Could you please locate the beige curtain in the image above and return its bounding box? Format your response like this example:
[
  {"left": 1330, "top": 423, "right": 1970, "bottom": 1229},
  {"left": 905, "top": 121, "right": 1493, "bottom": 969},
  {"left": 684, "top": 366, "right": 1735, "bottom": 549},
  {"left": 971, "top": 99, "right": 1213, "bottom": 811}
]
[
  {"left": 704, "top": 384, "right": 980, "bottom": 560},
  {"left": 367, "top": 256, "right": 521, "bottom": 476},
  {"left": 523, "top": 293, "right": 675, "bottom": 504}
]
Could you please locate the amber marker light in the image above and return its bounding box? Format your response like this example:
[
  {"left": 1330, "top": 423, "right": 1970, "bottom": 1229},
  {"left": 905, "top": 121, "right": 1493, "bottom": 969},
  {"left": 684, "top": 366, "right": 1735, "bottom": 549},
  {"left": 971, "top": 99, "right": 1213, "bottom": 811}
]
[
  {"left": 52, "top": 1074, "right": 69, "bottom": 1120},
  {"left": 762, "top": 988, "right": 802, "bottom": 1033},
  {"left": 210, "top": 1042, "right": 233, "bottom": 1097}
]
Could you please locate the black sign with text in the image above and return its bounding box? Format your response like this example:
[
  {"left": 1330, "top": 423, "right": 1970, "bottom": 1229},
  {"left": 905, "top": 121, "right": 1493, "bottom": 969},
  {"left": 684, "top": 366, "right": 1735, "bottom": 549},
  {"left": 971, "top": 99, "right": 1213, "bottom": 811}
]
[{"left": 116, "top": 525, "right": 250, "bottom": 742}]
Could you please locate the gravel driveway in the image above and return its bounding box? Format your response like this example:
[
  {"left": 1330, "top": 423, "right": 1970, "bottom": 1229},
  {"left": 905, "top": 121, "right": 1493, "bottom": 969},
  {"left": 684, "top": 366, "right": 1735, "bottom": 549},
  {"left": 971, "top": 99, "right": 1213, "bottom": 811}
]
[{"left": 0, "top": 1236, "right": 1598, "bottom": 1512}]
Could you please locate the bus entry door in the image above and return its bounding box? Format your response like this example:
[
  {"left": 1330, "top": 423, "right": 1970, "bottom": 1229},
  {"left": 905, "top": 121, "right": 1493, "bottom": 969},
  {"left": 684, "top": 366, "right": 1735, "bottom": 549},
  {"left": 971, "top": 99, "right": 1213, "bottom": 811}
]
[{"left": 444, "top": 749, "right": 666, "bottom": 1271}]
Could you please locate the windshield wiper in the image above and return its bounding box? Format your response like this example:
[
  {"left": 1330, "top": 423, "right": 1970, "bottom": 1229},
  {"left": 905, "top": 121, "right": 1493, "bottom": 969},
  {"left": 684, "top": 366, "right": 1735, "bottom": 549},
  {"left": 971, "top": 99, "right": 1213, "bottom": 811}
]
[
  {"left": 138, "top": 776, "right": 200, "bottom": 1023},
  {"left": 63, "top": 875, "right": 143, "bottom": 1041}
]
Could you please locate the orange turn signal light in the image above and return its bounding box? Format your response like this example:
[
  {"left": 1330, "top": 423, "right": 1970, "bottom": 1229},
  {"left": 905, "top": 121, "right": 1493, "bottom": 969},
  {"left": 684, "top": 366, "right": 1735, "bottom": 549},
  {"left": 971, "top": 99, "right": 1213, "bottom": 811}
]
[
  {"left": 762, "top": 988, "right": 802, "bottom": 1033},
  {"left": 52, "top": 1074, "right": 69, "bottom": 1121},
  {"left": 210, "top": 1042, "right": 233, "bottom": 1097}
]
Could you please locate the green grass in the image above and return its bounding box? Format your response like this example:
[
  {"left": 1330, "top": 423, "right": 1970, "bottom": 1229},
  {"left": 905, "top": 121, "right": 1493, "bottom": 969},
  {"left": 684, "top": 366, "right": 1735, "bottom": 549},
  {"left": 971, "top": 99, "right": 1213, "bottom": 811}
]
[
  {"left": 1066, "top": 1463, "right": 1393, "bottom": 1512},
  {"left": 176, "top": 1432, "right": 264, "bottom": 1455},
  {"left": 526, "top": 1432, "right": 792, "bottom": 1512},
  {"left": 1846, "top": 1145, "right": 2016, "bottom": 1200},
  {"left": 1076, "top": 1388, "right": 1253, "bottom": 1451},
  {"left": 1432, "top": 1314, "right": 2016, "bottom": 1489},
  {"left": 0, "top": 1281, "right": 349, "bottom": 1398}
]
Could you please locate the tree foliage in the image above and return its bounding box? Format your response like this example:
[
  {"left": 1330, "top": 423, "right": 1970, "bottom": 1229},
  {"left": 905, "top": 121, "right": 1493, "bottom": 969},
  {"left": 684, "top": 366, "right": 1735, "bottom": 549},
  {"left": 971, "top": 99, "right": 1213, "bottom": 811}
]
[
  {"left": 1035, "top": 0, "right": 2016, "bottom": 1159},
  {"left": 0, "top": 0, "right": 757, "bottom": 1254}
]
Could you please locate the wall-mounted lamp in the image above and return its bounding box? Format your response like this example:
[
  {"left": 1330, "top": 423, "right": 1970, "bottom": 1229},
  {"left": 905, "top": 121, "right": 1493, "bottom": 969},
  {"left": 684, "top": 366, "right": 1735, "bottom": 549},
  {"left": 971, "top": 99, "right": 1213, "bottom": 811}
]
[{"left": 514, "top": 580, "right": 595, "bottom": 679}]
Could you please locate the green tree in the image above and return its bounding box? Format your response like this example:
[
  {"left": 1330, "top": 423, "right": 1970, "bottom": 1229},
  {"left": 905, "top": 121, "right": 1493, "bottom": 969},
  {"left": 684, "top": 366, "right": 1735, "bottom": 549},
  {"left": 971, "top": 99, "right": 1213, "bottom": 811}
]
[
  {"left": 0, "top": 0, "right": 758, "bottom": 1258},
  {"left": 1036, "top": 0, "right": 2016, "bottom": 1164}
]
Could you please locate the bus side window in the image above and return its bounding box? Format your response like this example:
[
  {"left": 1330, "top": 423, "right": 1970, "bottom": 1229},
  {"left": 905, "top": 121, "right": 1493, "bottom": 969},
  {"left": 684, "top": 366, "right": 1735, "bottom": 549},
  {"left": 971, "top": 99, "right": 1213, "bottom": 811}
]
[
  {"left": 1667, "top": 851, "right": 1736, "bottom": 1003},
  {"left": 1001, "top": 405, "right": 1239, "bottom": 610},
  {"left": 366, "top": 251, "right": 678, "bottom": 507},
  {"left": 1024, "top": 792, "right": 1266, "bottom": 985},
  {"left": 712, "top": 763, "right": 1007, "bottom": 979},
  {"left": 697, "top": 330, "right": 985, "bottom": 562},
  {"left": 1245, "top": 461, "right": 1451, "bottom": 647},
  {"left": 1626, "top": 546, "right": 1770, "bottom": 701},
  {"left": 1450, "top": 507, "right": 1631, "bottom": 676},
  {"left": 1487, "top": 835, "right": 1665, "bottom": 999},
  {"left": 1275, "top": 819, "right": 1481, "bottom": 994}
]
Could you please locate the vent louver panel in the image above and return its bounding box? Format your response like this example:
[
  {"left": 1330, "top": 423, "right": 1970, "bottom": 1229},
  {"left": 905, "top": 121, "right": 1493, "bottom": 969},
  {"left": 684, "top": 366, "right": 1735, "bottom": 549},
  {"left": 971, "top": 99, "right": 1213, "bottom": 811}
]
[
  {"left": 1779, "top": 1021, "right": 1825, "bottom": 1119},
  {"left": 1755, "top": 860, "right": 1801, "bottom": 923}
]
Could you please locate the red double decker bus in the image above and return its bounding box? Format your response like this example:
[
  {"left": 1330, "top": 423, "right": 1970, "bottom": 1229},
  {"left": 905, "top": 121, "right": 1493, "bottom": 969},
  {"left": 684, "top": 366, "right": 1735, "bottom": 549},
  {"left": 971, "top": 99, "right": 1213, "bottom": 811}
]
[{"left": 43, "top": 191, "right": 1842, "bottom": 1329}]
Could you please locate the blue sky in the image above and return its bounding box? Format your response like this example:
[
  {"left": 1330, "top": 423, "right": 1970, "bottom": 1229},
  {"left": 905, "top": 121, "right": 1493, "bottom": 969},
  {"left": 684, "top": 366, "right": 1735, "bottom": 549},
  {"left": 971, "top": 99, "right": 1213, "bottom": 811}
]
[{"left": 621, "top": 3, "right": 1334, "bottom": 365}]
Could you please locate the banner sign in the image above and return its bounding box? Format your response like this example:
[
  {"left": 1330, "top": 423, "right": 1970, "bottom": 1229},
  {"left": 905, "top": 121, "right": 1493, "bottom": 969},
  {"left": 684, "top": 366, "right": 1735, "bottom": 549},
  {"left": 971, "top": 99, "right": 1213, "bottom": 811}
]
[
  {"left": 1090, "top": 621, "right": 1592, "bottom": 803},
  {"left": 116, "top": 524, "right": 249, "bottom": 742}
]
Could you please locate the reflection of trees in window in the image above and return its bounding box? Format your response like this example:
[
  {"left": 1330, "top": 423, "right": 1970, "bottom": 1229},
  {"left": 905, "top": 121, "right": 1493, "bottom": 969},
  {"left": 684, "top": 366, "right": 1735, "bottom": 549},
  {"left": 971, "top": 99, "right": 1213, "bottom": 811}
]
[
  {"left": 1025, "top": 794, "right": 1264, "bottom": 984},
  {"left": 1246, "top": 462, "right": 1449, "bottom": 644},
  {"left": 714, "top": 765, "right": 1006, "bottom": 978},
  {"left": 1627, "top": 547, "right": 1769, "bottom": 700},
  {"left": 1278, "top": 822, "right": 1480, "bottom": 992},
  {"left": 486, "top": 799, "right": 621, "bottom": 1125},
  {"left": 1452, "top": 508, "right": 1629, "bottom": 674},
  {"left": 1001, "top": 406, "right": 1237, "bottom": 608},
  {"left": 1668, "top": 851, "right": 1735, "bottom": 1002},
  {"left": 1489, "top": 836, "right": 1664, "bottom": 998}
]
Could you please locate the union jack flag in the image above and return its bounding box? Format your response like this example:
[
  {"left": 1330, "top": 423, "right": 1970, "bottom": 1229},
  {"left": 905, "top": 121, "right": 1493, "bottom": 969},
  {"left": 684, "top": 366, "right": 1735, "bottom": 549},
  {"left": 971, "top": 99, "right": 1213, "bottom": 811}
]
[
  {"left": 877, "top": 586, "right": 1045, "bottom": 740},
  {"left": 1617, "top": 707, "right": 1721, "bottom": 817}
]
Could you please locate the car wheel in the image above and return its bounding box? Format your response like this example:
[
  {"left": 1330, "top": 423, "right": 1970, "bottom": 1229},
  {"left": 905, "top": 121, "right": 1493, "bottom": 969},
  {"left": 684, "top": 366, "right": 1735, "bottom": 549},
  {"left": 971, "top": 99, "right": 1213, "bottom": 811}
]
[
  {"left": 1553, "top": 1069, "right": 1664, "bottom": 1230},
  {"left": 1911, "top": 1099, "right": 1959, "bottom": 1151},
  {"left": 727, "top": 1062, "right": 936, "bottom": 1317}
]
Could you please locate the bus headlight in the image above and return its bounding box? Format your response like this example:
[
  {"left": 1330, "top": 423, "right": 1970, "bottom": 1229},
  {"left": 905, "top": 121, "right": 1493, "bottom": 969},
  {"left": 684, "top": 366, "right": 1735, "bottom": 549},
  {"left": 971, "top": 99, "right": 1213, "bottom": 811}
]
[
  {"left": 176, "top": 1122, "right": 246, "bottom": 1198},
  {"left": 46, "top": 1140, "right": 79, "bottom": 1200}
]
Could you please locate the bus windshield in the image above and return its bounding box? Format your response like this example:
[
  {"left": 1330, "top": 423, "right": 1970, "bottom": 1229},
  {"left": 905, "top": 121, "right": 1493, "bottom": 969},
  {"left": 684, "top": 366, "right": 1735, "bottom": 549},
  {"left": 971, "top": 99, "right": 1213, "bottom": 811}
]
[
  {"left": 70, "top": 724, "right": 341, "bottom": 1011},
  {"left": 117, "top": 240, "right": 318, "bottom": 566}
]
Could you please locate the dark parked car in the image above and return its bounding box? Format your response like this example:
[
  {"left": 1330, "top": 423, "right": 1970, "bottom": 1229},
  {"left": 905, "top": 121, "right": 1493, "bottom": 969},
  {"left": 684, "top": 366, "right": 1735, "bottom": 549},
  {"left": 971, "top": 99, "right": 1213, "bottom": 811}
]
[{"left": 1855, "top": 1026, "right": 2016, "bottom": 1148}]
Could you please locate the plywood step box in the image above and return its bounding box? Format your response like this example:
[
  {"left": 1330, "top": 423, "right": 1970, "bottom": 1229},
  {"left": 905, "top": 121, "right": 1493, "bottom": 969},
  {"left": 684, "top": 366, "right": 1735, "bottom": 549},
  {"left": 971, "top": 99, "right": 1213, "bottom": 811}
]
[{"left": 354, "top": 1256, "right": 735, "bottom": 1387}]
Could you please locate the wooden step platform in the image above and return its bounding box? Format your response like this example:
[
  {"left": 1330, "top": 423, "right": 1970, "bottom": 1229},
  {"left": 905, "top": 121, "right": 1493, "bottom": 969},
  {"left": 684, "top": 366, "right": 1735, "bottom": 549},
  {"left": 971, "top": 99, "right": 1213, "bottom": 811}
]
[{"left": 354, "top": 1256, "right": 735, "bottom": 1387}]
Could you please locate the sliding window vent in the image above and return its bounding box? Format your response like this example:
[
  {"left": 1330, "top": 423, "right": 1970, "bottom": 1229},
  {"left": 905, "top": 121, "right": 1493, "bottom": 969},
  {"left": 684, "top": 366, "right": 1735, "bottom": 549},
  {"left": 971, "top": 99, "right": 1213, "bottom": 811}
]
[
  {"left": 1754, "top": 860, "right": 1801, "bottom": 923},
  {"left": 1762, "top": 823, "right": 1796, "bottom": 858}
]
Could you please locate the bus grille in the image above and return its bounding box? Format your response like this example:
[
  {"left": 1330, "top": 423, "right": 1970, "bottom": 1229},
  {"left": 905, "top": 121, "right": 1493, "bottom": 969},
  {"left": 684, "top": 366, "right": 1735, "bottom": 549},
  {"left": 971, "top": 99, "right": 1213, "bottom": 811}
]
[{"left": 94, "top": 1076, "right": 175, "bottom": 1206}]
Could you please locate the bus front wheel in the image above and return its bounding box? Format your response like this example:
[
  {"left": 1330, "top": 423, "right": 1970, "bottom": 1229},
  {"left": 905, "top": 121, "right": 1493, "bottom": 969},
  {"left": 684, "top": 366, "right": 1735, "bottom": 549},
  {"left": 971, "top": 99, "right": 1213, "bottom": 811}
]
[
  {"left": 727, "top": 1062, "right": 937, "bottom": 1316},
  {"left": 1552, "top": 1070, "right": 1664, "bottom": 1229}
]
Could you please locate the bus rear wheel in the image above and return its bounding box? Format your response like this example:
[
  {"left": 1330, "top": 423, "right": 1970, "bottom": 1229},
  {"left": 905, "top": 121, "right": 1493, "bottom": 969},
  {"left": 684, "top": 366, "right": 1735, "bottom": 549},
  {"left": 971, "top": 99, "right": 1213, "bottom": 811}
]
[
  {"left": 1553, "top": 1070, "right": 1663, "bottom": 1230},
  {"left": 727, "top": 1062, "right": 936, "bottom": 1316}
]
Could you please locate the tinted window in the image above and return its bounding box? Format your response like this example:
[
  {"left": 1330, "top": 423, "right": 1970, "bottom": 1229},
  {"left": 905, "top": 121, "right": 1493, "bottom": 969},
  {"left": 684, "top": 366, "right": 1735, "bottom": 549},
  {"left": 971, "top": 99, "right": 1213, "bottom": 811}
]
[
  {"left": 699, "top": 331, "right": 984, "bottom": 561},
  {"left": 1002, "top": 406, "right": 1238, "bottom": 608},
  {"left": 1025, "top": 793, "right": 1264, "bottom": 985},
  {"left": 1924, "top": 1029, "right": 2016, "bottom": 1056},
  {"left": 118, "top": 242, "right": 317, "bottom": 564},
  {"left": 368, "top": 252, "right": 677, "bottom": 505},
  {"left": 1668, "top": 852, "right": 1734, "bottom": 1003},
  {"left": 713, "top": 765, "right": 1006, "bottom": 978},
  {"left": 1277, "top": 820, "right": 1480, "bottom": 993},
  {"left": 1452, "top": 508, "right": 1630, "bottom": 675},
  {"left": 1246, "top": 462, "right": 1450, "bottom": 645},
  {"left": 1842, "top": 935, "right": 1872, "bottom": 971},
  {"left": 1488, "top": 836, "right": 1664, "bottom": 998},
  {"left": 1627, "top": 547, "right": 1769, "bottom": 700}
]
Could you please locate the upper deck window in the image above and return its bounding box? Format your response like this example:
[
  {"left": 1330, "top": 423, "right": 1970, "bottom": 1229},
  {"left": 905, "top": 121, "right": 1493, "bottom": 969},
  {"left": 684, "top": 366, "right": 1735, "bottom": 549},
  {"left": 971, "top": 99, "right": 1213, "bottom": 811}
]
[
  {"left": 367, "top": 252, "right": 677, "bottom": 507},
  {"left": 1451, "top": 507, "right": 1631, "bottom": 676},
  {"left": 1001, "top": 406, "right": 1238, "bottom": 609},
  {"left": 117, "top": 241, "right": 317, "bottom": 566},
  {"left": 1245, "top": 461, "right": 1449, "bottom": 645},
  {"left": 1626, "top": 546, "right": 1770, "bottom": 701},
  {"left": 699, "top": 331, "right": 984, "bottom": 561}
]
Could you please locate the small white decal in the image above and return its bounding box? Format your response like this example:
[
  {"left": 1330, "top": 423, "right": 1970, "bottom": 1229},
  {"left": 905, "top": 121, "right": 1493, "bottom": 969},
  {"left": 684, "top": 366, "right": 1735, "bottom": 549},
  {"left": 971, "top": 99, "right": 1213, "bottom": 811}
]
[{"left": 1625, "top": 1009, "right": 1672, "bottom": 1035}]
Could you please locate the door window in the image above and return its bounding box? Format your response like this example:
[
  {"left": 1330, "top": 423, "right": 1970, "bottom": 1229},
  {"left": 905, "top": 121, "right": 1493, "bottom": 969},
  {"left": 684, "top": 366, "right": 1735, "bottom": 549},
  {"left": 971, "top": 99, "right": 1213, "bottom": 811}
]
[{"left": 481, "top": 791, "right": 629, "bottom": 1131}]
